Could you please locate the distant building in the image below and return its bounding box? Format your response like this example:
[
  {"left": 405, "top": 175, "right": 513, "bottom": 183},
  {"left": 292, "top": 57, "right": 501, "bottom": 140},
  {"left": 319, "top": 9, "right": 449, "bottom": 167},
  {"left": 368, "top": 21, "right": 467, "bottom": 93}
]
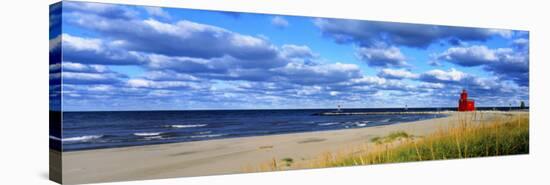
[{"left": 458, "top": 89, "right": 475, "bottom": 111}]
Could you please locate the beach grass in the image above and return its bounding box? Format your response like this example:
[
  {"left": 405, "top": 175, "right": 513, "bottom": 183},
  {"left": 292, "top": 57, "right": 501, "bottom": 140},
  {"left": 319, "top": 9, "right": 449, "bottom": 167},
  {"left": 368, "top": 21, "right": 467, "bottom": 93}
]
[
  {"left": 318, "top": 113, "right": 529, "bottom": 167},
  {"left": 251, "top": 112, "right": 529, "bottom": 171}
]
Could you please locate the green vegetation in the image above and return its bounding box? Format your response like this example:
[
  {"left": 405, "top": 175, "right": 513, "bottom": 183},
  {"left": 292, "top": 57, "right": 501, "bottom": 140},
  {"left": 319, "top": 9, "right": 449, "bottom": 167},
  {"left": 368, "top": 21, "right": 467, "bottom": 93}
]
[
  {"left": 248, "top": 113, "right": 529, "bottom": 172},
  {"left": 326, "top": 115, "right": 529, "bottom": 167},
  {"left": 281, "top": 157, "right": 294, "bottom": 167},
  {"left": 371, "top": 131, "right": 411, "bottom": 144}
]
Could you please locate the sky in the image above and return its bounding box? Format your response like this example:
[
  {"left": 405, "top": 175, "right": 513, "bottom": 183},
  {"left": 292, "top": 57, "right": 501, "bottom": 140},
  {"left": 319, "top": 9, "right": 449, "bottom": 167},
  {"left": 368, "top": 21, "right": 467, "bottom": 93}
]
[{"left": 49, "top": 1, "right": 529, "bottom": 111}]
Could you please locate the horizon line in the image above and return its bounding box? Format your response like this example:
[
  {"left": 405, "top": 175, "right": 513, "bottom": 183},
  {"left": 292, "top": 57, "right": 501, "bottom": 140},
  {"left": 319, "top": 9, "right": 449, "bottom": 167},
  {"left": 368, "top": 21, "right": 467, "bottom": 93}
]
[{"left": 55, "top": 106, "right": 529, "bottom": 113}]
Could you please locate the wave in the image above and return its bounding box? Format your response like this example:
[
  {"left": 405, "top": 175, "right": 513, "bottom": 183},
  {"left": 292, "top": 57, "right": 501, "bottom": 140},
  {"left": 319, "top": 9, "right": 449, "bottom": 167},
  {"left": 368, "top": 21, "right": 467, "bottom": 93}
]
[
  {"left": 318, "top": 122, "right": 340, "bottom": 126},
  {"left": 380, "top": 119, "right": 391, "bottom": 123},
  {"left": 196, "top": 131, "right": 212, "bottom": 135},
  {"left": 356, "top": 121, "right": 370, "bottom": 127},
  {"left": 166, "top": 124, "right": 207, "bottom": 129},
  {"left": 134, "top": 132, "right": 162, "bottom": 136},
  {"left": 190, "top": 134, "right": 224, "bottom": 138},
  {"left": 143, "top": 136, "right": 164, "bottom": 140},
  {"left": 62, "top": 135, "right": 104, "bottom": 142}
]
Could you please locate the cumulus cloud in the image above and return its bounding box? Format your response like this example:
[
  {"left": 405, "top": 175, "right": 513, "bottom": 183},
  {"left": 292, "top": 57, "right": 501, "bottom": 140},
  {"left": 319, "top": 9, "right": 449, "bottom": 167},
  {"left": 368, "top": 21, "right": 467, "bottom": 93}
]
[
  {"left": 127, "top": 79, "right": 204, "bottom": 90},
  {"left": 436, "top": 45, "right": 499, "bottom": 66},
  {"left": 418, "top": 82, "right": 445, "bottom": 89},
  {"left": 436, "top": 45, "right": 529, "bottom": 86},
  {"left": 377, "top": 68, "right": 419, "bottom": 79},
  {"left": 58, "top": 2, "right": 528, "bottom": 110},
  {"left": 419, "top": 68, "right": 468, "bottom": 83},
  {"left": 280, "top": 44, "right": 316, "bottom": 59},
  {"left": 62, "top": 34, "right": 103, "bottom": 51},
  {"left": 64, "top": 1, "right": 138, "bottom": 20},
  {"left": 141, "top": 71, "right": 200, "bottom": 81},
  {"left": 62, "top": 62, "right": 111, "bottom": 73},
  {"left": 344, "top": 76, "right": 413, "bottom": 91},
  {"left": 144, "top": 54, "right": 289, "bottom": 80},
  {"left": 512, "top": 38, "right": 529, "bottom": 50},
  {"left": 414, "top": 67, "right": 526, "bottom": 102},
  {"left": 49, "top": 34, "right": 62, "bottom": 52},
  {"left": 61, "top": 62, "right": 127, "bottom": 85},
  {"left": 144, "top": 7, "right": 170, "bottom": 19},
  {"left": 62, "top": 34, "right": 147, "bottom": 65},
  {"left": 273, "top": 62, "right": 362, "bottom": 85},
  {"left": 63, "top": 72, "right": 123, "bottom": 85},
  {"left": 271, "top": 16, "right": 289, "bottom": 28},
  {"left": 314, "top": 18, "right": 511, "bottom": 48},
  {"left": 356, "top": 46, "right": 408, "bottom": 67},
  {"left": 64, "top": 12, "right": 280, "bottom": 61}
]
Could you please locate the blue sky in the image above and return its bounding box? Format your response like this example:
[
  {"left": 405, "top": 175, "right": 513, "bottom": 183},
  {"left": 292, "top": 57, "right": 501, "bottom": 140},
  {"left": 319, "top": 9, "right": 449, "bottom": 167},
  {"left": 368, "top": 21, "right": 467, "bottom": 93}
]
[{"left": 49, "top": 1, "right": 529, "bottom": 111}]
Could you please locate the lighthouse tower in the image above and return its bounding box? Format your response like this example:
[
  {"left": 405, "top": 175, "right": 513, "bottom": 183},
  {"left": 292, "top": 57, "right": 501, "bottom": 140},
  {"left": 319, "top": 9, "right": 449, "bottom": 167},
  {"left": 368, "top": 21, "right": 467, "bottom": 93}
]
[{"left": 458, "top": 89, "right": 475, "bottom": 111}]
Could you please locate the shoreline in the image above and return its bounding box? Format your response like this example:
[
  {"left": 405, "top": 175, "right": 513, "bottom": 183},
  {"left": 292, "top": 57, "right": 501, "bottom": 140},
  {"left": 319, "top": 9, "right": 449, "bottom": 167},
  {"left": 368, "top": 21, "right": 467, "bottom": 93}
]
[
  {"left": 60, "top": 111, "right": 523, "bottom": 184},
  {"left": 62, "top": 112, "right": 449, "bottom": 152}
]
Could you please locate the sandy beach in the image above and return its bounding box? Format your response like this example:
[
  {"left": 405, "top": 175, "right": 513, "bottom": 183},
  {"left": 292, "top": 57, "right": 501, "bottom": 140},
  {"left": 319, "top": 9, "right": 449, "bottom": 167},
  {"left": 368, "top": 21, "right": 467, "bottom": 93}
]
[{"left": 59, "top": 111, "right": 522, "bottom": 184}]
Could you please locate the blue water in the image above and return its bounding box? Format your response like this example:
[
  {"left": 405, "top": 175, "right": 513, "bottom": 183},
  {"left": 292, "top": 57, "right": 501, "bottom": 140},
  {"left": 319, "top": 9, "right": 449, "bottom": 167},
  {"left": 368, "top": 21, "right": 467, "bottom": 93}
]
[{"left": 56, "top": 108, "right": 454, "bottom": 151}]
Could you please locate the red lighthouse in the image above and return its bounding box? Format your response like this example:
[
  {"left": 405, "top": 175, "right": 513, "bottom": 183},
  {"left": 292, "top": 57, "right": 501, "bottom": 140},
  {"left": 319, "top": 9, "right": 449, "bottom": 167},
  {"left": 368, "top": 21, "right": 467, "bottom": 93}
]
[{"left": 458, "top": 89, "right": 475, "bottom": 111}]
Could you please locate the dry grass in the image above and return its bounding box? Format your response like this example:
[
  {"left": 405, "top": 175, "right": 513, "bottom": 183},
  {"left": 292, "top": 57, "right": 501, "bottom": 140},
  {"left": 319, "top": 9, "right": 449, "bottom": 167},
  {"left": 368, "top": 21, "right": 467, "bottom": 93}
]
[{"left": 247, "top": 112, "right": 529, "bottom": 172}]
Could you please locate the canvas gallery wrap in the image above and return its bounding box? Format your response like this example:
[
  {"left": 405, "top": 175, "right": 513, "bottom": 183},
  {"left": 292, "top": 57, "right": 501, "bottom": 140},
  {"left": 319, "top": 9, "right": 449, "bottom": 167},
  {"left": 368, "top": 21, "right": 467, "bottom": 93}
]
[{"left": 49, "top": 1, "right": 530, "bottom": 184}]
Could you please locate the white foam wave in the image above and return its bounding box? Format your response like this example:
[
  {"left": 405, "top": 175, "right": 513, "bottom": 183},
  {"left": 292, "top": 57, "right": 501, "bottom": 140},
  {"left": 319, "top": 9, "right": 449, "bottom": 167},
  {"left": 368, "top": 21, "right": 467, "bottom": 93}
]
[
  {"left": 318, "top": 122, "right": 339, "bottom": 126},
  {"left": 49, "top": 136, "right": 61, "bottom": 141},
  {"left": 190, "top": 134, "right": 224, "bottom": 138},
  {"left": 144, "top": 136, "right": 163, "bottom": 140},
  {"left": 168, "top": 124, "right": 207, "bottom": 128},
  {"left": 356, "top": 121, "right": 370, "bottom": 127},
  {"left": 63, "top": 135, "right": 103, "bottom": 142},
  {"left": 134, "top": 132, "right": 162, "bottom": 136},
  {"left": 196, "top": 131, "right": 212, "bottom": 135}
]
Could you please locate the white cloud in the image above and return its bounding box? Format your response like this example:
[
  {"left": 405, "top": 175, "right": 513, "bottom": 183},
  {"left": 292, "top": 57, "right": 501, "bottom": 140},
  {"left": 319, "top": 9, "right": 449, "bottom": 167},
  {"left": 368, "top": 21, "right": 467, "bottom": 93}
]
[
  {"left": 142, "top": 71, "right": 199, "bottom": 81},
  {"left": 49, "top": 35, "right": 62, "bottom": 51},
  {"left": 436, "top": 45, "right": 529, "bottom": 86},
  {"left": 144, "top": 7, "right": 170, "bottom": 19},
  {"left": 418, "top": 82, "right": 445, "bottom": 89},
  {"left": 64, "top": 1, "right": 138, "bottom": 19},
  {"left": 512, "top": 38, "right": 529, "bottom": 49},
  {"left": 378, "top": 68, "right": 419, "bottom": 79},
  {"left": 127, "top": 79, "right": 199, "bottom": 89},
  {"left": 348, "top": 76, "right": 412, "bottom": 91},
  {"left": 420, "top": 68, "right": 467, "bottom": 83},
  {"left": 273, "top": 62, "right": 361, "bottom": 85},
  {"left": 87, "top": 85, "right": 115, "bottom": 92},
  {"left": 62, "top": 34, "right": 103, "bottom": 52},
  {"left": 488, "top": 29, "right": 513, "bottom": 38},
  {"left": 356, "top": 46, "right": 408, "bottom": 67},
  {"left": 271, "top": 16, "right": 289, "bottom": 28},
  {"left": 230, "top": 34, "right": 269, "bottom": 47},
  {"left": 62, "top": 62, "right": 109, "bottom": 73},
  {"left": 59, "top": 1, "right": 529, "bottom": 110},
  {"left": 63, "top": 72, "right": 118, "bottom": 83},
  {"left": 351, "top": 76, "right": 388, "bottom": 85},
  {"left": 280, "top": 44, "right": 316, "bottom": 58},
  {"left": 49, "top": 63, "right": 61, "bottom": 72},
  {"left": 315, "top": 18, "right": 515, "bottom": 48},
  {"left": 437, "top": 45, "right": 498, "bottom": 66}
]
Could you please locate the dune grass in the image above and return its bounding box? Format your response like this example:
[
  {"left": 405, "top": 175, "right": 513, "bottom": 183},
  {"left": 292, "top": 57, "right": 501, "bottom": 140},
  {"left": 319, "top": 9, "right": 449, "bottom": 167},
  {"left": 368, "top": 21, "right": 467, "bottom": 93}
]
[
  {"left": 248, "top": 112, "right": 529, "bottom": 171},
  {"left": 321, "top": 113, "right": 529, "bottom": 167}
]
